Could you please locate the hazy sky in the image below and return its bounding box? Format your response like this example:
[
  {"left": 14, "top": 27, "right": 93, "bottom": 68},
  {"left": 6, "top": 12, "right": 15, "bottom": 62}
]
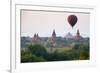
[{"left": 21, "top": 10, "right": 90, "bottom": 37}]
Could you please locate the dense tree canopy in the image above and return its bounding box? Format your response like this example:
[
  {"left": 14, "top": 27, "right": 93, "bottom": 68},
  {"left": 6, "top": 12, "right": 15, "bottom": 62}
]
[{"left": 21, "top": 43, "right": 89, "bottom": 63}]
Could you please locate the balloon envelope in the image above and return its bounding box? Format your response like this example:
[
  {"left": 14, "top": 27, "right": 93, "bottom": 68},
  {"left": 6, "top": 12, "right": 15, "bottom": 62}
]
[{"left": 68, "top": 15, "right": 78, "bottom": 28}]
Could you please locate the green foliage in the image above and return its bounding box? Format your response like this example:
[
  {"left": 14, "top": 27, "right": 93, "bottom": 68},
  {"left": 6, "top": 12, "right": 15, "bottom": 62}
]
[
  {"left": 79, "top": 51, "right": 89, "bottom": 60},
  {"left": 21, "top": 43, "right": 89, "bottom": 63},
  {"left": 21, "top": 50, "right": 46, "bottom": 63},
  {"left": 43, "top": 49, "right": 79, "bottom": 61},
  {"left": 21, "top": 44, "right": 47, "bottom": 63},
  {"left": 28, "top": 44, "right": 47, "bottom": 57},
  {"left": 72, "top": 43, "right": 89, "bottom": 60},
  {"left": 21, "top": 50, "right": 33, "bottom": 62},
  {"left": 51, "top": 50, "right": 74, "bottom": 61}
]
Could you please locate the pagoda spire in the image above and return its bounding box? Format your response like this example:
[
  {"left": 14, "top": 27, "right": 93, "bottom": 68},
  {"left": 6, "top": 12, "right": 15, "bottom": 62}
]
[
  {"left": 75, "top": 29, "right": 82, "bottom": 40},
  {"left": 77, "top": 29, "right": 80, "bottom": 37},
  {"left": 52, "top": 29, "right": 56, "bottom": 38}
]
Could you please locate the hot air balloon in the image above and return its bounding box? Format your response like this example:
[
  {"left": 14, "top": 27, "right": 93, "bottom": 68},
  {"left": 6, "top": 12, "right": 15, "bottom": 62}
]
[{"left": 68, "top": 15, "right": 78, "bottom": 28}]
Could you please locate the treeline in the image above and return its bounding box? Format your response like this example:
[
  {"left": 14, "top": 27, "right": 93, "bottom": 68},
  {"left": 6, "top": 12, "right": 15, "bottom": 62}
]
[
  {"left": 21, "top": 36, "right": 89, "bottom": 48},
  {"left": 21, "top": 43, "right": 89, "bottom": 63}
]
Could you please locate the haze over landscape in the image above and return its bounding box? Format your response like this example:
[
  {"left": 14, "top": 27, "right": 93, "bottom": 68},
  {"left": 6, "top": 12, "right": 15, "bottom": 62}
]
[
  {"left": 20, "top": 10, "right": 90, "bottom": 63},
  {"left": 21, "top": 10, "right": 90, "bottom": 37}
]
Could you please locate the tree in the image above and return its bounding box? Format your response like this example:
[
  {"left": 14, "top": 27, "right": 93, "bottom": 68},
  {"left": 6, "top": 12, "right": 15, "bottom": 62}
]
[
  {"left": 72, "top": 43, "right": 89, "bottom": 60},
  {"left": 21, "top": 50, "right": 33, "bottom": 62},
  {"left": 21, "top": 49, "right": 46, "bottom": 63},
  {"left": 28, "top": 44, "right": 47, "bottom": 57}
]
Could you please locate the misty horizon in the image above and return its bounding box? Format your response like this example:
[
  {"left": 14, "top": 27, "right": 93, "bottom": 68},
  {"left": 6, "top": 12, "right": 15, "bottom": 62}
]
[
  {"left": 21, "top": 31, "right": 89, "bottom": 38},
  {"left": 21, "top": 10, "right": 90, "bottom": 38}
]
